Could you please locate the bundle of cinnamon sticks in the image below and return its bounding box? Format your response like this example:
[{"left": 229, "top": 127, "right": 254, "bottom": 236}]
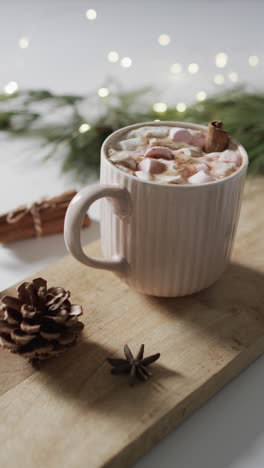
[{"left": 0, "top": 190, "right": 90, "bottom": 244}]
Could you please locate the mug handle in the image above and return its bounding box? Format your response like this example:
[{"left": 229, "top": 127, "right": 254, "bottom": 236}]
[{"left": 64, "top": 185, "right": 131, "bottom": 275}]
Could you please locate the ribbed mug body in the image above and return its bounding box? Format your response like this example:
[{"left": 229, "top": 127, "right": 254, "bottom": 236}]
[{"left": 100, "top": 122, "right": 248, "bottom": 297}]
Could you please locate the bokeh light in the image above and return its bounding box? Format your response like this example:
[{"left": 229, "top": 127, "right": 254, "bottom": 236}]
[
  {"left": 176, "top": 102, "right": 187, "bottom": 112},
  {"left": 18, "top": 37, "right": 29, "bottom": 49},
  {"left": 153, "top": 102, "right": 167, "bottom": 113},
  {"left": 248, "top": 55, "right": 259, "bottom": 67},
  {"left": 158, "top": 34, "right": 170, "bottom": 46},
  {"left": 107, "top": 51, "right": 119, "bottom": 63},
  {"left": 98, "top": 87, "right": 110, "bottom": 97},
  {"left": 214, "top": 74, "right": 225, "bottom": 85},
  {"left": 85, "top": 9, "right": 97, "bottom": 20},
  {"left": 121, "top": 57, "right": 132, "bottom": 68},
  {"left": 4, "top": 81, "right": 18, "bottom": 94},
  {"left": 79, "top": 123, "right": 91, "bottom": 133},
  {"left": 196, "top": 91, "right": 207, "bottom": 102},
  {"left": 188, "top": 63, "right": 199, "bottom": 74},
  {"left": 170, "top": 63, "right": 182, "bottom": 74},
  {"left": 228, "top": 72, "right": 238, "bottom": 82},
  {"left": 215, "top": 52, "right": 228, "bottom": 68}
]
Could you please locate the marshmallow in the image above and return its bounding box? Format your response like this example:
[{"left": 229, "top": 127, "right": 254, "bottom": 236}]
[
  {"left": 219, "top": 150, "right": 241, "bottom": 165},
  {"left": 174, "top": 149, "right": 191, "bottom": 161},
  {"left": 158, "top": 174, "right": 183, "bottom": 184},
  {"left": 161, "top": 159, "right": 176, "bottom": 171},
  {"left": 135, "top": 171, "right": 153, "bottom": 181},
  {"left": 196, "top": 163, "right": 209, "bottom": 172},
  {"left": 138, "top": 158, "right": 166, "bottom": 174},
  {"left": 188, "top": 170, "right": 215, "bottom": 185},
  {"left": 211, "top": 162, "right": 236, "bottom": 178},
  {"left": 149, "top": 137, "right": 182, "bottom": 150},
  {"left": 129, "top": 126, "right": 169, "bottom": 138},
  {"left": 204, "top": 152, "right": 220, "bottom": 160},
  {"left": 169, "top": 128, "right": 193, "bottom": 144},
  {"left": 174, "top": 147, "right": 201, "bottom": 160},
  {"left": 144, "top": 146, "right": 173, "bottom": 160},
  {"left": 109, "top": 153, "right": 137, "bottom": 170},
  {"left": 191, "top": 132, "right": 205, "bottom": 148},
  {"left": 118, "top": 137, "right": 142, "bottom": 151}
]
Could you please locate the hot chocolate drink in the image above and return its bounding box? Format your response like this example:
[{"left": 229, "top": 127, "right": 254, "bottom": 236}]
[{"left": 107, "top": 122, "right": 242, "bottom": 185}]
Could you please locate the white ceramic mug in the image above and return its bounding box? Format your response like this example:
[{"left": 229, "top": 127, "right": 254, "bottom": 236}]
[{"left": 64, "top": 121, "right": 248, "bottom": 297}]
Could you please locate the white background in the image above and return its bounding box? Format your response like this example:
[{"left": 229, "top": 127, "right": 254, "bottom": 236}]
[{"left": 0, "top": 1, "right": 264, "bottom": 467}]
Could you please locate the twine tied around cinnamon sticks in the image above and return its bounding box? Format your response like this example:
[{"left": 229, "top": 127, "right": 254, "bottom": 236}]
[
  {"left": 0, "top": 190, "right": 90, "bottom": 244},
  {"left": 6, "top": 200, "right": 55, "bottom": 237}
]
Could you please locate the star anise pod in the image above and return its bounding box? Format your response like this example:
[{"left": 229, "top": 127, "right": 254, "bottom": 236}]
[{"left": 107, "top": 344, "right": 160, "bottom": 386}]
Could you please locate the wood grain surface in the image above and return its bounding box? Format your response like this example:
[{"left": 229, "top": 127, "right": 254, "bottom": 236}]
[{"left": 0, "top": 178, "right": 263, "bottom": 468}]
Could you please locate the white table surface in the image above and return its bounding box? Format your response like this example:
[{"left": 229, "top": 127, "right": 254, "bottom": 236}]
[{"left": 1, "top": 1, "right": 264, "bottom": 467}]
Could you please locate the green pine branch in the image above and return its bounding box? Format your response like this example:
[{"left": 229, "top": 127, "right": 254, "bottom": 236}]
[{"left": 0, "top": 85, "right": 263, "bottom": 180}]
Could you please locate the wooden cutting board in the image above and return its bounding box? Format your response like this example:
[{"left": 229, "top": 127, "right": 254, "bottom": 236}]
[{"left": 0, "top": 178, "right": 264, "bottom": 468}]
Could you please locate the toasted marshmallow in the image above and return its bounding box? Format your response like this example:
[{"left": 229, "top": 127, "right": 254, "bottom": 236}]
[
  {"left": 115, "top": 164, "right": 133, "bottom": 174},
  {"left": 188, "top": 170, "right": 215, "bottom": 185},
  {"left": 169, "top": 128, "right": 192, "bottom": 144},
  {"left": 219, "top": 150, "right": 241, "bottom": 165},
  {"left": 144, "top": 146, "right": 173, "bottom": 160},
  {"left": 135, "top": 171, "right": 153, "bottom": 181},
  {"left": 191, "top": 132, "right": 205, "bottom": 148},
  {"left": 138, "top": 158, "right": 166, "bottom": 174},
  {"left": 118, "top": 137, "right": 142, "bottom": 150},
  {"left": 109, "top": 153, "right": 137, "bottom": 170}
]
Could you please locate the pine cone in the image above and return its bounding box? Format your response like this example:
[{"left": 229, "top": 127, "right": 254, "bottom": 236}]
[{"left": 0, "top": 277, "right": 84, "bottom": 360}]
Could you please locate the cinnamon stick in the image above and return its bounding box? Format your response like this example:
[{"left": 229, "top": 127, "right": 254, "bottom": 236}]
[
  {"left": 1, "top": 215, "right": 90, "bottom": 244},
  {"left": 205, "top": 120, "right": 229, "bottom": 153}
]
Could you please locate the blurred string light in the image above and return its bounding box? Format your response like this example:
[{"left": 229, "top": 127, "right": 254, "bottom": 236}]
[
  {"left": 215, "top": 52, "right": 228, "bottom": 68},
  {"left": 196, "top": 91, "right": 207, "bottom": 102},
  {"left": 79, "top": 123, "right": 91, "bottom": 133},
  {"left": 228, "top": 72, "right": 238, "bottom": 83},
  {"left": 248, "top": 55, "right": 259, "bottom": 67},
  {"left": 4, "top": 81, "right": 18, "bottom": 94},
  {"left": 188, "top": 63, "right": 199, "bottom": 74},
  {"left": 18, "top": 37, "right": 29, "bottom": 49},
  {"left": 107, "top": 51, "right": 119, "bottom": 63},
  {"left": 153, "top": 102, "right": 167, "bottom": 113},
  {"left": 85, "top": 9, "right": 97, "bottom": 20},
  {"left": 154, "top": 119, "right": 160, "bottom": 122},
  {"left": 97, "top": 87, "right": 110, "bottom": 97},
  {"left": 214, "top": 74, "right": 225, "bottom": 85},
  {"left": 176, "top": 102, "right": 187, "bottom": 112},
  {"left": 158, "top": 34, "right": 170, "bottom": 46},
  {"left": 121, "top": 57, "right": 132, "bottom": 68},
  {"left": 170, "top": 63, "right": 182, "bottom": 74}
]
